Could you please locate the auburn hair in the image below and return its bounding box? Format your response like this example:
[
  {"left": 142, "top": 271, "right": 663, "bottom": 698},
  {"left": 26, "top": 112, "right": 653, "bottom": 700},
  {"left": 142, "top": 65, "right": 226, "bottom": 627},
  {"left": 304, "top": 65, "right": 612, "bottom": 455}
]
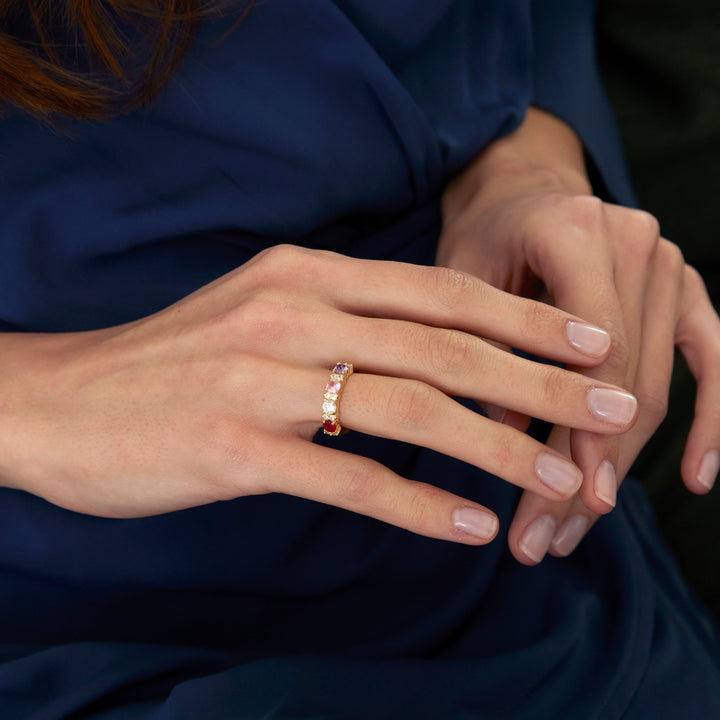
[{"left": 0, "top": 1, "right": 251, "bottom": 121}]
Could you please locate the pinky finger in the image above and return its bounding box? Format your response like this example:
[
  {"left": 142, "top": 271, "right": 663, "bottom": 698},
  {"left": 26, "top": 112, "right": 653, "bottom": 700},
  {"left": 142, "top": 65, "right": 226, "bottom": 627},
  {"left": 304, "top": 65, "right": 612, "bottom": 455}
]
[
  {"left": 676, "top": 266, "right": 720, "bottom": 494},
  {"left": 680, "top": 362, "right": 720, "bottom": 494},
  {"left": 274, "top": 439, "right": 500, "bottom": 544}
]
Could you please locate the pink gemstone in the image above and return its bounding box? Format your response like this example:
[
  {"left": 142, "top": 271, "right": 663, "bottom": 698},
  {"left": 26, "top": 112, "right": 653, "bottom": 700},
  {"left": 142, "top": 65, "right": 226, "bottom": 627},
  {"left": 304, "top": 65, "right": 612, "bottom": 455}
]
[
  {"left": 326, "top": 380, "right": 342, "bottom": 394},
  {"left": 333, "top": 363, "right": 349, "bottom": 374},
  {"left": 323, "top": 420, "right": 337, "bottom": 434}
]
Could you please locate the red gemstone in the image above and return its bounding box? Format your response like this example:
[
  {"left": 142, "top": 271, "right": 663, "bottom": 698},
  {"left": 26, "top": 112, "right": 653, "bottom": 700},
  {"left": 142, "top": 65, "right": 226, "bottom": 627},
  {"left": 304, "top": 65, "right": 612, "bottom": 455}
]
[{"left": 323, "top": 420, "right": 338, "bottom": 434}]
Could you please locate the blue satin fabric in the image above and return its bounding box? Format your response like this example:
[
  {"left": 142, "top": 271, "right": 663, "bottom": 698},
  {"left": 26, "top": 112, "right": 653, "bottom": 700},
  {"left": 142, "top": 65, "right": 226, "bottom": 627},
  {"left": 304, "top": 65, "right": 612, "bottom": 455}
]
[{"left": 0, "top": 2, "right": 718, "bottom": 717}]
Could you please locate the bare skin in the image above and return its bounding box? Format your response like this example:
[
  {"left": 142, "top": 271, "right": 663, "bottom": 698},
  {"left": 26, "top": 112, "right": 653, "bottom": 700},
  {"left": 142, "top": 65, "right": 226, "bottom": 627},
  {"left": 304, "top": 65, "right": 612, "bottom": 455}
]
[
  {"left": 1, "top": 110, "right": 716, "bottom": 559},
  {"left": 438, "top": 107, "right": 720, "bottom": 563},
  {"left": 0, "top": 243, "right": 637, "bottom": 544}
]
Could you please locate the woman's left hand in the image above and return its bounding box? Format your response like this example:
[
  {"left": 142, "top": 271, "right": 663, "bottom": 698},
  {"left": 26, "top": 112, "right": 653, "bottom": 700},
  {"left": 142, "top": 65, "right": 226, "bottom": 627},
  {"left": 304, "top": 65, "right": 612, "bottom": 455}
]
[{"left": 438, "top": 109, "right": 720, "bottom": 564}]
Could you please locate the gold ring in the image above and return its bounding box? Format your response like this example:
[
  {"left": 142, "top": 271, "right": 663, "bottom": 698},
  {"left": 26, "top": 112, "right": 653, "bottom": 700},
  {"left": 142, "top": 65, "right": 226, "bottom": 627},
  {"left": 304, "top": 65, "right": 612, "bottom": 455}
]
[{"left": 322, "top": 362, "right": 354, "bottom": 436}]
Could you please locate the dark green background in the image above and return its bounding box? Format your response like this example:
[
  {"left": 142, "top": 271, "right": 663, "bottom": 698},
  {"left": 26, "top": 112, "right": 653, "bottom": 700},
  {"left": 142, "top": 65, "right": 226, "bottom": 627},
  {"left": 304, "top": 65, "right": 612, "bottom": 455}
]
[{"left": 597, "top": 0, "right": 720, "bottom": 620}]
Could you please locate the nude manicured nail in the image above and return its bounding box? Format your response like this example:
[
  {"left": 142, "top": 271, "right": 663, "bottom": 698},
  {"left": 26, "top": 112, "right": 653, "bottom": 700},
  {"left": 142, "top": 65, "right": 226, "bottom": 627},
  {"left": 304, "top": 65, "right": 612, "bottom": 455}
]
[
  {"left": 453, "top": 507, "right": 499, "bottom": 541},
  {"left": 551, "top": 515, "right": 589, "bottom": 557},
  {"left": 566, "top": 321, "right": 611, "bottom": 357},
  {"left": 595, "top": 460, "right": 617, "bottom": 507},
  {"left": 587, "top": 387, "right": 637, "bottom": 426},
  {"left": 698, "top": 450, "right": 720, "bottom": 491},
  {"left": 519, "top": 514, "right": 557, "bottom": 563},
  {"left": 536, "top": 453, "right": 583, "bottom": 496}
]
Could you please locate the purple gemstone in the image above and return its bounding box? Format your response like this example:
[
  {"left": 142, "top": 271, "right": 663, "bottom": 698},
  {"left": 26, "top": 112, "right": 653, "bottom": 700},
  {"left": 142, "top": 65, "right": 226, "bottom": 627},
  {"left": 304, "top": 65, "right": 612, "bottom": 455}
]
[{"left": 334, "top": 363, "right": 349, "bottom": 374}]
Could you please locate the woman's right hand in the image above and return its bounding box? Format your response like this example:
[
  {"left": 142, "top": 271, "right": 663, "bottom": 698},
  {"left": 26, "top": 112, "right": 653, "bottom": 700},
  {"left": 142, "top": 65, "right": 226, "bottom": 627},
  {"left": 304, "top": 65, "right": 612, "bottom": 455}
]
[{"left": 0, "top": 244, "right": 637, "bottom": 544}]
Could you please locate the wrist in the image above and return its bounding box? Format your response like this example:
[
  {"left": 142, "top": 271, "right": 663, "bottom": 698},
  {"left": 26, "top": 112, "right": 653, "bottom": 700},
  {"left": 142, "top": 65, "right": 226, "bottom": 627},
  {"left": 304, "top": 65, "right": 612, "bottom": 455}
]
[
  {"left": 479, "top": 109, "right": 591, "bottom": 186},
  {"left": 443, "top": 108, "right": 593, "bottom": 226}
]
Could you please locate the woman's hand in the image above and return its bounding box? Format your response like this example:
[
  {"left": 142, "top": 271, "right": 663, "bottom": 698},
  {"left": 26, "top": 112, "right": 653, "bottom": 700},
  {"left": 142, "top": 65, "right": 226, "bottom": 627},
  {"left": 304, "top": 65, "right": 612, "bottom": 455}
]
[
  {"left": 438, "top": 108, "right": 720, "bottom": 562},
  {"left": 0, "top": 244, "right": 635, "bottom": 544}
]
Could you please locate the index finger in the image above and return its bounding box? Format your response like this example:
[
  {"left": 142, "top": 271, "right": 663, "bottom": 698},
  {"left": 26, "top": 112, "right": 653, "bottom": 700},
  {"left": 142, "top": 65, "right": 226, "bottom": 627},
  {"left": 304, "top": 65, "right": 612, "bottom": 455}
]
[{"left": 298, "top": 250, "right": 613, "bottom": 365}]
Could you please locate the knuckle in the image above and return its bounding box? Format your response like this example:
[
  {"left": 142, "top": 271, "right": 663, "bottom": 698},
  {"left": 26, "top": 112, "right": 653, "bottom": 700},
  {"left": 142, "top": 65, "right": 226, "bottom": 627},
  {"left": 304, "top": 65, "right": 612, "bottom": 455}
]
[
  {"left": 256, "top": 242, "right": 306, "bottom": 268},
  {"left": 387, "top": 380, "right": 438, "bottom": 433},
  {"left": 604, "top": 335, "right": 631, "bottom": 374},
  {"left": 338, "top": 460, "right": 378, "bottom": 508},
  {"left": 591, "top": 316, "right": 630, "bottom": 373},
  {"left": 523, "top": 297, "right": 555, "bottom": 337},
  {"left": 539, "top": 364, "right": 572, "bottom": 408},
  {"left": 572, "top": 195, "right": 605, "bottom": 226},
  {"left": 677, "top": 264, "right": 713, "bottom": 336},
  {"left": 404, "top": 482, "right": 448, "bottom": 530},
  {"left": 639, "top": 389, "right": 669, "bottom": 430},
  {"left": 623, "top": 210, "right": 661, "bottom": 261},
  {"left": 429, "top": 266, "right": 475, "bottom": 310},
  {"left": 246, "top": 243, "right": 317, "bottom": 288},
  {"left": 683, "top": 263, "right": 705, "bottom": 290},
  {"left": 631, "top": 209, "right": 661, "bottom": 240},
  {"left": 554, "top": 195, "right": 605, "bottom": 233},
  {"left": 657, "top": 238, "right": 685, "bottom": 276},
  {"left": 428, "top": 328, "right": 476, "bottom": 378},
  {"left": 243, "top": 244, "right": 289, "bottom": 283}
]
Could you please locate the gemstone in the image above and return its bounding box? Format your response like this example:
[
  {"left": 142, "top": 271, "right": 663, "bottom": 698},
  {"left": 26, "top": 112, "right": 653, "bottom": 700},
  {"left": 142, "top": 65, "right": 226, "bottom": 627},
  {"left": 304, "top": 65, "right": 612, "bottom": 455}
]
[
  {"left": 322, "top": 401, "right": 337, "bottom": 415},
  {"left": 333, "top": 363, "right": 349, "bottom": 374},
  {"left": 326, "top": 380, "right": 342, "bottom": 394},
  {"left": 323, "top": 420, "right": 338, "bottom": 433},
  {"left": 324, "top": 392, "right": 338, "bottom": 401}
]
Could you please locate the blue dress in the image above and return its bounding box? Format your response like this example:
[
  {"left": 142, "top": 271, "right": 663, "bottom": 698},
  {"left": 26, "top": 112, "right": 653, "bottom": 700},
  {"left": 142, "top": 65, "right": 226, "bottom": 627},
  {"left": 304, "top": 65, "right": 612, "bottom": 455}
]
[{"left": 0, "top": 1, "right": 718, "bottom": 717}]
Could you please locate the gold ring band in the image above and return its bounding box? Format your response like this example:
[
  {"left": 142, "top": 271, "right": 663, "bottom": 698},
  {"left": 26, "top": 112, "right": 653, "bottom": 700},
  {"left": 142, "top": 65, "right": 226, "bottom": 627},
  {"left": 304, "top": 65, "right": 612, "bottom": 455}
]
[{"left": 322, "top": 362, "right": 354, "bottom": 436}]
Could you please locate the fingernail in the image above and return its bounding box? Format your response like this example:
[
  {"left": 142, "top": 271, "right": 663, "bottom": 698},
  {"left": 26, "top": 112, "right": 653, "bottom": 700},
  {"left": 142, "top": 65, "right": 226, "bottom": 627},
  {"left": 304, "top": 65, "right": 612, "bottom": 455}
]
[
  {"left": 519, "top": 514, "right": 557, "bottom": 563},
  {"left": 698, "top": 450, "right": 720, "bottom": 491},
  {"left": 453, "top": 507, "right": 499, "bottom": 541},
  {"left": 587, "top": 387, "right": 637, "bottom": 426},
  {"left": 566, "top": 321, "right": 611, "bottom": 357},
  {"left": 536, "top": 453, "right": 583, "bottom": 496},
  {"left": 595, "top": 460, "right": 617, "bottom": 507},
  {"left": 551, "top": 515, "right": 589, "bottom": 556}
]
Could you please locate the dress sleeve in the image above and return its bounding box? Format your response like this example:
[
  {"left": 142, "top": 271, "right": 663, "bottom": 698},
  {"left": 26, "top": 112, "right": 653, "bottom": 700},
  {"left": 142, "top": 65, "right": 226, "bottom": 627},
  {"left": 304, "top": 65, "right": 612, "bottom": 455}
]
[{"left": 529, "top": 0, "right": 636, "bottom": 205}]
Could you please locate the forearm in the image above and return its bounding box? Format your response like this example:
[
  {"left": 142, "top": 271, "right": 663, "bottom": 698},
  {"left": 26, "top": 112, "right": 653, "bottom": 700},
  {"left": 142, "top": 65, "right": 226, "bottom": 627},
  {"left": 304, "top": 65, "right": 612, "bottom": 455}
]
[{"left": 0, "top": 330, "right": 89, "bottom": 490}]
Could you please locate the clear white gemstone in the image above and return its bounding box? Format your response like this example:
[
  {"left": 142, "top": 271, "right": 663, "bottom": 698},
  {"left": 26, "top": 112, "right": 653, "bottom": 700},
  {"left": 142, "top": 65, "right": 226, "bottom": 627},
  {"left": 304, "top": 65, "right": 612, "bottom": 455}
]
[
  {"left": 324, "top": 392, "right": 338, "bottom": 400},
  {"left": 322, "top": 401, "right": 337, "bottom": 415}
]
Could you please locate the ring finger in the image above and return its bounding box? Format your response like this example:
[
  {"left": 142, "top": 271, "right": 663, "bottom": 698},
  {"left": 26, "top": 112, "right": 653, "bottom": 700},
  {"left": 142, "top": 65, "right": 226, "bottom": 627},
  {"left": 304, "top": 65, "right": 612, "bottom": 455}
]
[{"left": 281, "top": 367, "right": 585, "bottom": 503}]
